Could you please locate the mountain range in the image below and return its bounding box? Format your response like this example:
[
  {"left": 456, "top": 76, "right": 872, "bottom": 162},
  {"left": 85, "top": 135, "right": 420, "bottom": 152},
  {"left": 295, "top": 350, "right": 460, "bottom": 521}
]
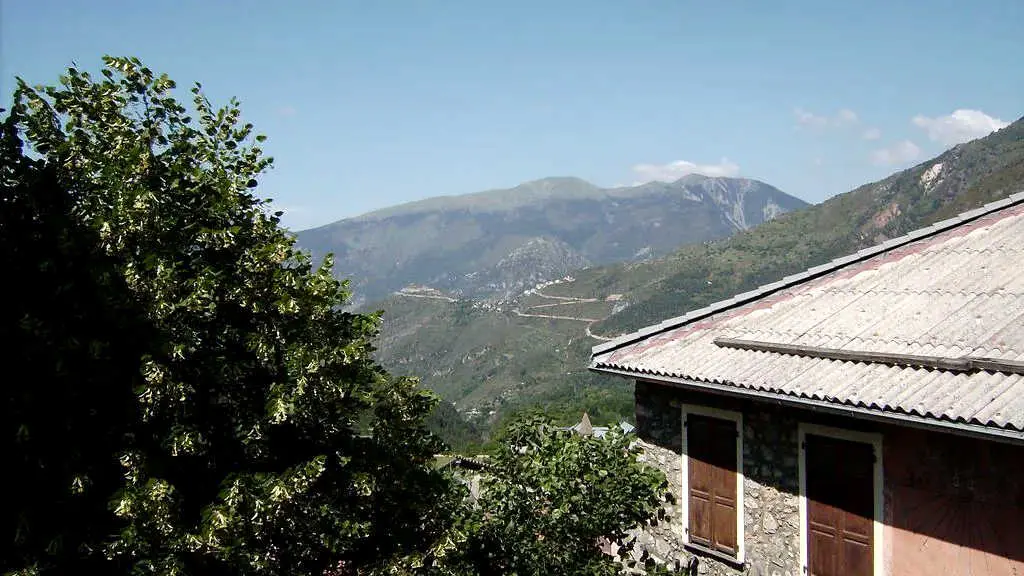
[{"left": 296, "top": 175, "right": 807, "bottom": 305}]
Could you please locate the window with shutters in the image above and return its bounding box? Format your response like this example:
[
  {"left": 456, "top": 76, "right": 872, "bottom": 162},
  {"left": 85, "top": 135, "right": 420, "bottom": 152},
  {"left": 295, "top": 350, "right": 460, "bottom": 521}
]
[
  {"left": 798, "top": 424, "right": 883, "bottom": 576},
  {"left": 681, "top": 405, "right": 744, "bottom": 563}
]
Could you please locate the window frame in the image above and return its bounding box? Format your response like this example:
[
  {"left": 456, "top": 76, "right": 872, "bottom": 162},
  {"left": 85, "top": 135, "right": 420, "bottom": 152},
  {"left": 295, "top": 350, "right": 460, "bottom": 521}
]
[
  {"left": 681, "top": 404, "right": 745, "bottom": 563},
  {"left": 798, "top": 423, "right": 884, "bottom": 576}
]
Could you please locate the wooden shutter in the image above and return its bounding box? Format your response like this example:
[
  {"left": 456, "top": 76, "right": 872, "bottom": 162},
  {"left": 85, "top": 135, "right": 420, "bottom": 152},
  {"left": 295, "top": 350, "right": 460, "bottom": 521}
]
[
  {"left": 805, "top": 434, "right": 874, "bottom": 576},
  {"left": 687, "top": 414, "right": 738, "bottom": 556}
]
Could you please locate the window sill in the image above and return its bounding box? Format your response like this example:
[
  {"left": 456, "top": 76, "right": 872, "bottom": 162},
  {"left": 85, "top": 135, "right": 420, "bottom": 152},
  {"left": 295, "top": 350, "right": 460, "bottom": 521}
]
[{"left": 683, "top": 543, "right": 745, "bottom": 570}]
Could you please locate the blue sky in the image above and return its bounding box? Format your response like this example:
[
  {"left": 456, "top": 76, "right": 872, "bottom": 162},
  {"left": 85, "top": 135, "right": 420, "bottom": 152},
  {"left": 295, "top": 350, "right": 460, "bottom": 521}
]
[{"left": 3, "top": 0, "right": 1021, "bottom": 229}]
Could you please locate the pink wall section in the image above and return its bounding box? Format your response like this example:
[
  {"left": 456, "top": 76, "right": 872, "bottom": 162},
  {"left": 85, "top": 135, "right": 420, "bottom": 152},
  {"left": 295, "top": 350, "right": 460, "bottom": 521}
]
[{"left": 882, "top": 427, "right": 1024, "bottom": 576}]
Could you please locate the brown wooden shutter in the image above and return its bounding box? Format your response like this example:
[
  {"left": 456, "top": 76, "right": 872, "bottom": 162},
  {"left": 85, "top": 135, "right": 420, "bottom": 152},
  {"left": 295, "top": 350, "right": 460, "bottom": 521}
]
[
  {"left": 687, "top": 414, "right": 739, "bottom": 556},
  {"left": 805, "top": 434, "right": 874, "bottom": 576}
]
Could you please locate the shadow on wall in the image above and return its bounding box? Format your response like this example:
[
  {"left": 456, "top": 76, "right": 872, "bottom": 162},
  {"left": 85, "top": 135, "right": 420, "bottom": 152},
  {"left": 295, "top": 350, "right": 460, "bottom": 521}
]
[{"left": 884, "top": 427, "right": 1024, "bottom": 571}]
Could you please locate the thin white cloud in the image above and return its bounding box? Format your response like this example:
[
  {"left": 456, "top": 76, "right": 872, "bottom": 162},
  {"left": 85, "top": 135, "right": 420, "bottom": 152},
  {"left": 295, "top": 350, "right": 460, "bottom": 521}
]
[
  {"left": 631, "top": 158, "right": 740, "bottom": 183},
  {"left": 871, "top": 140, "right": 921, "bottom": 166},
  {"left": 794, "top": 107, "right": 860, "bottom": 129},
  {"left": 911, "top": 109, "right": 1008, "bottom": 146},
  {"left": 794, "top": 108, "right": 829, "bottom": 129},
  {"left": 862, "top": 127, "right": 882, "bottom": 140},
  {"left": 836, "top": 108, "right": 858, "bottom": 126},
  {"left": 278, "top": 105, "right": 298, "bottom": 117}
]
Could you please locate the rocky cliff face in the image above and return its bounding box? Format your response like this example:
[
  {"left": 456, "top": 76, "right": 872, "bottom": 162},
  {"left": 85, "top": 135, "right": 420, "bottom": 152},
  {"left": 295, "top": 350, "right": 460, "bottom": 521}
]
[
  {"left": 465, "top": 237, "right": 591, "bottom": 302},
  {"left": 296, "top": 175, "right": 807, "bottom": 305}
]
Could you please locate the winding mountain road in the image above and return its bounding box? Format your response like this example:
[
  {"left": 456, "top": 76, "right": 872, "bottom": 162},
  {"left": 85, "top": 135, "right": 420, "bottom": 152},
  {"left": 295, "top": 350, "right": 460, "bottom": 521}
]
[{"left": 515, "top": 289, "right": 615, "bottom": 341}]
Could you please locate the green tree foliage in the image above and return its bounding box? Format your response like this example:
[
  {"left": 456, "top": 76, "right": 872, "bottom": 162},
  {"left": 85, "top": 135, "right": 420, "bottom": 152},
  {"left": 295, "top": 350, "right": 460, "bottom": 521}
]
[
  {"left": 422, "top": 415, "right": 671, "bottom": 576},
  {"left": 426, "top": 400, "right": 485, "bottom": 453},
  {"left": 2, "top": 56, "right": 460, "bottom": 576}
]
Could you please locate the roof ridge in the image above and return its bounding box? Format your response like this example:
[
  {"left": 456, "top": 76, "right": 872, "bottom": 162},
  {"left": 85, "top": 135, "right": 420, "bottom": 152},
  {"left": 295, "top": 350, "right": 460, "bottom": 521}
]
[
  {"left": 592, "top": 189, "right": 1024, "bottom": 358},
  {"left": 712, "top": 336, "right": 1024, "bottom": 375}
]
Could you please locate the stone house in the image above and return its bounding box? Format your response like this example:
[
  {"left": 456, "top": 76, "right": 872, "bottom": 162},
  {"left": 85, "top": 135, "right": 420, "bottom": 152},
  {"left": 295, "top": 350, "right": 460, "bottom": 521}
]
[{"left": 590, "top": 193, "right": 1024, "bottom": 576}]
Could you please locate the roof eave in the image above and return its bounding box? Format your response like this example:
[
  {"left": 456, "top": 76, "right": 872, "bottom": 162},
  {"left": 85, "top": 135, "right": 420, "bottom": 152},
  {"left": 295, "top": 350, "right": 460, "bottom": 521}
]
[{"left": 589, "top": 364, "right": 1024, "bottom": 446}]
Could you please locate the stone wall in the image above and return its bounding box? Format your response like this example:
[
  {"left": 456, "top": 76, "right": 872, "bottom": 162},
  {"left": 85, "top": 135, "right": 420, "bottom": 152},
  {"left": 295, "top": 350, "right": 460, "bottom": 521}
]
[
  {"left": 627, "top": 381, "right": 802, "bottom": 576},
  {"left": 740, "top": 410, "right": 800, "bottom": 576}
]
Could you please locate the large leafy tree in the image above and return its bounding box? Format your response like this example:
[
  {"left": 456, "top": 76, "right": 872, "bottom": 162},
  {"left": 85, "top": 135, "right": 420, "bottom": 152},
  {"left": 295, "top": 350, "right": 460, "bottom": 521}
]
[{"left": 2, "top": 56, "right": 460, "bottom": 576}]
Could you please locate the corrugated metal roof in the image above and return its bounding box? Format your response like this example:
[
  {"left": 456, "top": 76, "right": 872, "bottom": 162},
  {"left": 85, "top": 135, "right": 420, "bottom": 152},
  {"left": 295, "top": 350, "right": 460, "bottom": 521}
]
[{"left": 592, "top": 192, "right": 1024, "bottom": 438}]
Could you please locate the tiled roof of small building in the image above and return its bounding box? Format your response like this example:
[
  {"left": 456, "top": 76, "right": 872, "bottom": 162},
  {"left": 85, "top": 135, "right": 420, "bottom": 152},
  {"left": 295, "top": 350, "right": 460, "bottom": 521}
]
[{"left": 592, "top": 191, "right": 1024, "bottom": 441}]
